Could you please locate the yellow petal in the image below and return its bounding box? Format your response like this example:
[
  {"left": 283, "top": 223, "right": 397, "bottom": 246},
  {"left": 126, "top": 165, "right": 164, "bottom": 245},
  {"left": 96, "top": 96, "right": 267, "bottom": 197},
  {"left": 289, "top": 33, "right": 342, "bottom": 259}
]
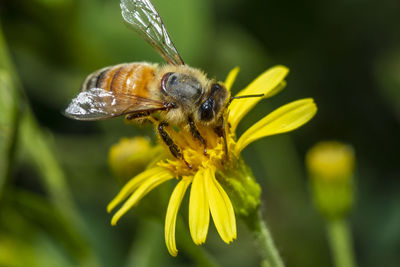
[
  {"left": 165, "top": 177, "right": 191, "bottom": 257},
  {"left": 267, "top": 80, "right": 286, "bottom": 98},
  {"left": 107, "top": 167, "right": 171, "bottom": 212},
  {"left": 111, "top": 169, "right": 173, "bottom": 225},
  {"left": 236, "top": 98, "right": 317, "bottom": 153},
  {"left": 189, "top": 168, "right": 210, "bottom": 245},
  {"left": 224, "top": 67, "right": 240, "bottom": 91},
  {"left": 205, "top": 168, "right": 237, "bottom": 243},
  {"left": 229, "top": 65, "right": 289, "bottom": 132}
]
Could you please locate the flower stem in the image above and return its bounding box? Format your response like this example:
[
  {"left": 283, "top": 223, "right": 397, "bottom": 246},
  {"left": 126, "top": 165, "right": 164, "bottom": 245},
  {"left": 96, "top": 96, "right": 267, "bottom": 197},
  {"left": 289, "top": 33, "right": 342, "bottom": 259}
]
[
  {"left": 326, "top": 219, "right": 357, "bottom": 267},
  {"left": 245, "top": 209, "right": 285, "bottom": 267}
]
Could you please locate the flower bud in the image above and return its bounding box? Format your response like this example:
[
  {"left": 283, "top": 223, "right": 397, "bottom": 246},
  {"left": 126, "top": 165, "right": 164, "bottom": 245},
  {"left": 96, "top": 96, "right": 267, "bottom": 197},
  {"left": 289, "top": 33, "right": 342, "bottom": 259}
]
[
  {"left": 108, "top": 137, "right": 162, "bottom": 183},
  {"left": 306, "top": 141, "right": 355, "bottom": 219}
]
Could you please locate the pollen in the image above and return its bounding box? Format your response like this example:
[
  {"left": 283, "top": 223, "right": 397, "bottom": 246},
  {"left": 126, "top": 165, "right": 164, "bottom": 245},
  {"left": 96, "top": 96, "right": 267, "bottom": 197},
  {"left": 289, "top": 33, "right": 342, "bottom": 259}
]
[{"left": 157, "top": 124, "right": 233, "bottom": 177}]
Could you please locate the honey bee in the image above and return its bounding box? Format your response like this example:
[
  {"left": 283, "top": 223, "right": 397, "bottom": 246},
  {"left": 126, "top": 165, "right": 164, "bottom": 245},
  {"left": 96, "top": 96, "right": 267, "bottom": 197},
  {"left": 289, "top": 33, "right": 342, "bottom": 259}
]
[{"left": 65, "top": 0, "right": 258, "bottom": 163}]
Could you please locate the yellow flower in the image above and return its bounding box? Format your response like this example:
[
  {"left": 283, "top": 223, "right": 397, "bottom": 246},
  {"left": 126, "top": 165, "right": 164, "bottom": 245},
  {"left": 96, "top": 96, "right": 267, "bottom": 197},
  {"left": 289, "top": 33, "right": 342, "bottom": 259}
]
[{"left": 107, "top": 66, "right": 317, "bottom": 256}]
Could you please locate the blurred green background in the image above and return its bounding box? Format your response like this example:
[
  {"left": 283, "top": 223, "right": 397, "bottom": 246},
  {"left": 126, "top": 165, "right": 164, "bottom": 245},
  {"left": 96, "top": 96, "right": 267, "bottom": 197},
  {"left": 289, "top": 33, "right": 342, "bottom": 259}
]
[{"left": 1, "top": 0, "right": 399, "bottom": 266}]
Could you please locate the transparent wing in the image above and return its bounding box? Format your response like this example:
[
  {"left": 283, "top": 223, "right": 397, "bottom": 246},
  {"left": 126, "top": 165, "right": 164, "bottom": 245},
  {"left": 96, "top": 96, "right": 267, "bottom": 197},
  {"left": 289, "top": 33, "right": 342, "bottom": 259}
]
[
  {"left": 64, "top": 88, "right": 166, "bottom": 121},
  {"left": 121, "top": 0, "right": 184, "bottom": 65}
]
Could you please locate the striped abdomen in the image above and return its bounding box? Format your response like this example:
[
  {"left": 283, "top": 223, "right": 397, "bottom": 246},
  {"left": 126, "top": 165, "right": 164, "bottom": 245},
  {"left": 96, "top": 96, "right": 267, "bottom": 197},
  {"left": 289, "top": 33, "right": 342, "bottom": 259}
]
[{"left": 82, "top": 63, "right": 157, "bottom": 98}]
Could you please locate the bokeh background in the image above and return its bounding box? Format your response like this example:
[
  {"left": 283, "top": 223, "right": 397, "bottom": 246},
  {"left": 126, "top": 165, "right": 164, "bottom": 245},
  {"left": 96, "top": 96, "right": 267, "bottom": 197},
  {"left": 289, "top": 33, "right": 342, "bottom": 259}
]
[{"left": 1, "top": 0, "right": 399, "bottom": 266}]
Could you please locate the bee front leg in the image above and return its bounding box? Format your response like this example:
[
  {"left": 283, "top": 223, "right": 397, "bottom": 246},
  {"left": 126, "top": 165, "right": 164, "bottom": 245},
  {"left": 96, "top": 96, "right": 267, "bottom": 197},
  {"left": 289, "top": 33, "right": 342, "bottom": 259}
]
[
  {"left": 188, "top": 116, "right": 207, "bottom": 155},
  {"left": 158, "top": 122, "right": 192, "bottom": 169},
  {"left": 214, "top": 116, "right": 229, "bottom": 160}
]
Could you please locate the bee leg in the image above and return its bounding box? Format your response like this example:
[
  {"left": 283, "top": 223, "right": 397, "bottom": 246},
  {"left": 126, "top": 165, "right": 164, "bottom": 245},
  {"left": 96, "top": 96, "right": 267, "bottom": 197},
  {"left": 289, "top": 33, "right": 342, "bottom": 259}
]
[
  {"left": 214, "top": 116, "right": 229, "bottom": 160},
  {"left": 188, "top": 116, "right": 207, "bottom": 155},
  {"left": 158, "top": 122, "right": 192, "bottom": 169},
  {"left": 125, "top": 111, "right": 151, "bottom": 121}
]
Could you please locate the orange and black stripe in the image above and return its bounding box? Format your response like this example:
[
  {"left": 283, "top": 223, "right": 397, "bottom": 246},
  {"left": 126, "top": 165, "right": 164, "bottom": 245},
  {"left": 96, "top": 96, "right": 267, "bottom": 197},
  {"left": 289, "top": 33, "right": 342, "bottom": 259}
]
[{"left": 82, "top": 63, "right": 156, "bottom": 98}]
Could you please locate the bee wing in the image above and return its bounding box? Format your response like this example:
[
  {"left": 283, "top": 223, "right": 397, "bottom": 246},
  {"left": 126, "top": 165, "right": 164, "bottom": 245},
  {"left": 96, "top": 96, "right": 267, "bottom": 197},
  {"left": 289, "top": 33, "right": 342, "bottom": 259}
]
[
  {"left": 120, "top": 0, "right": 184, "bottom": 65},
  {"left": 64, "top": 88, "right": 166, "bottom": 121}
]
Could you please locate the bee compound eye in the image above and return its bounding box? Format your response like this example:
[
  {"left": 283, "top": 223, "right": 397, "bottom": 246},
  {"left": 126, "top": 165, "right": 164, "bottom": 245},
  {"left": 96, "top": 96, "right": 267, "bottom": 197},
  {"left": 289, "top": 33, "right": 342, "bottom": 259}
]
[
  {"left": 168, "top": 74, "right": 178, "bottom": 85},
  {"left": 161, "top": 72, "right": 174, "bottom": 94},
  {"left": 162, "top": 72, "right": 203, "bottom": 105}
]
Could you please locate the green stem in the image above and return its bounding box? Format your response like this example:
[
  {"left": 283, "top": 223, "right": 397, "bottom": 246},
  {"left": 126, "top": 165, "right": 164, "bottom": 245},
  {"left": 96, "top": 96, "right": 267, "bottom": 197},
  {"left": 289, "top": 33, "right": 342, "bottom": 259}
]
[
  {"left": 326, "top": 219, "right": 357, "bottom": 267},
  {"left": 245, "top": 209, "right": 285, "bottom": 267}
]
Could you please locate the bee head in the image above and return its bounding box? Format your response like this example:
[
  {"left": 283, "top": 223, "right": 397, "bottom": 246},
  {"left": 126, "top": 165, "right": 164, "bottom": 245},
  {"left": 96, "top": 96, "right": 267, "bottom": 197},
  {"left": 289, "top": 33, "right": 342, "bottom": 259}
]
[{"left": 198, "top": 83, "right": 229, "bottom": 122}]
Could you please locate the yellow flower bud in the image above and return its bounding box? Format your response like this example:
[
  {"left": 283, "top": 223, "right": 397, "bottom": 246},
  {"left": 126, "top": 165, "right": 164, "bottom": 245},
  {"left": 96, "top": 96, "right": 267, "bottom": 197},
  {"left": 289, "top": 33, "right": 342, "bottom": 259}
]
[
  {"left": 108, "top": 137, "right": 157, "bottom": 183},
  {"left": 306, "top": 141, "right": 355, "bottom": 219},
  {"left": 306, "top": 141, "right": 355, "bottom": 181}
]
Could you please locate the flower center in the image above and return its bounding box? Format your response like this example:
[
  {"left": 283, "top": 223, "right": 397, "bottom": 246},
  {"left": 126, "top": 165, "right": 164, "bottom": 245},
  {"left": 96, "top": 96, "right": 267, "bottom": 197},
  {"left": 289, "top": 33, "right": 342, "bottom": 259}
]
[{"left": 157, "top": 125, "right": 235, "bottom": 176}]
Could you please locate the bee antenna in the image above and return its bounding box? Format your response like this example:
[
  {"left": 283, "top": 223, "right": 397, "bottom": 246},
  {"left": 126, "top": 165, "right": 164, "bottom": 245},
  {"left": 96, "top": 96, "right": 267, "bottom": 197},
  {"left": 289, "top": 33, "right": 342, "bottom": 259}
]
[{"left": 229, "top": 93, "right": 264, "bottom": 104}]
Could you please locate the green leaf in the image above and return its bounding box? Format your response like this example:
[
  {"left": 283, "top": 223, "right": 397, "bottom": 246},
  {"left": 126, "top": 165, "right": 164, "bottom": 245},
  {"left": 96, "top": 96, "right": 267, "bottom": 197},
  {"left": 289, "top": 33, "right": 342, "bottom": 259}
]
[{"left": 0, "top": 70, "right": 19, "bottom": 195}]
